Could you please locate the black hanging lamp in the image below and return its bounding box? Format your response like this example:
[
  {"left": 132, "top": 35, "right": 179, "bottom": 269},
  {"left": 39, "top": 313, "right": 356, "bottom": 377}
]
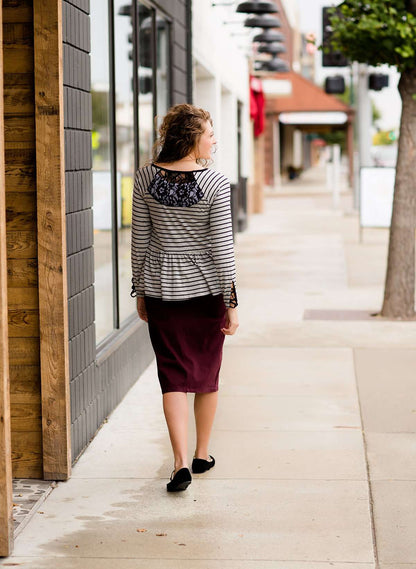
[
  {"left": 253, "top": 29, "right": 285, "bottom": 42},
  {"left": 236, "top": 0, "right": 278, "bottom": 14},
  {"left": 258, "top": 42, "right": 286, "bottom": 55},
  {"left": 141, "top": 15, "right": 167, "bottom": 30},
  {"left": 244, "top": 14, "right": 281, "bottom": 28},
  {"left": 255, "top": 57, "right": 289, "bottom": 72},
  {"left": 118, "top": 4, "right": 132, "bottom": 16}
]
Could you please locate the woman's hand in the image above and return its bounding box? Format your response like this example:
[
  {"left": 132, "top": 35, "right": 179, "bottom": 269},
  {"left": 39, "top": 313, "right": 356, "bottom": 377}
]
[
  {"left": 136, "top": 297, "right": 148, "bottom": 322},
  {"left": 221, "top": 307, "right": 239, "bottom": 335}
]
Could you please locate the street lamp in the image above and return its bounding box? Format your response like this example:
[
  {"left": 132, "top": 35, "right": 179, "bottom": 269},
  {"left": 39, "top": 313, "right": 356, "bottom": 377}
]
[
  {"left": 244, "top": 14, "right": 281, "bottom": 28},
  {"left": 236, "top": 2, "right": 288, "bottom": 75},
  {"left": 236, "top": 0, "right": 278, "bottom": 13},
  {"left": 254, "top": 57, "right": 289, "bottom": 72},
  {"left": 141, "top": 15, "right": 168, "bottom": 30},
  {"left": 118, "top": 4, "right": 132, "bottom": 16},
  {"left": 258, "top": 42, "right": 286, "bottom": 55},
  {"left": 253, "top": 29, "right": 285, "bottom": 42}
]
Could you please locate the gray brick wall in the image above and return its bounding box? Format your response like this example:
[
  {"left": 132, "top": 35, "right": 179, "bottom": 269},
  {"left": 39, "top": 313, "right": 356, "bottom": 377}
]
[
  {"left": 63, "top": 0, "right": 190, "bottom": 462},
  {"left": 62, "top": 0, "right": 96, "bottom": 461}
]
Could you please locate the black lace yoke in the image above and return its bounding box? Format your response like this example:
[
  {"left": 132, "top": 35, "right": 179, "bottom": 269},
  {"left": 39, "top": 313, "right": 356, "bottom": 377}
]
[
  {"left": 229, "top": 281, "right": 238, "bottom": 308},
  {"left": 148, "top": 168, "right": 204, "bottom": 207}
]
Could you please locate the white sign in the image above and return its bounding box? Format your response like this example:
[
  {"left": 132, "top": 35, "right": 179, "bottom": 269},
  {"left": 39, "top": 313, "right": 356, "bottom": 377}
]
[
  {"left": 360, "top": 167, "right": 395, "bottom": 228},
  {"left": 279, "top": 111, "right": 348, "bottom": 125},
  {"left": 262, "top": 79, "right": 292, "bottom": 96}
]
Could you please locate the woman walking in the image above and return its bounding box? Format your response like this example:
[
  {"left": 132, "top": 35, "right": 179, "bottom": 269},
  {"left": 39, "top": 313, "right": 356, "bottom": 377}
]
[{"left": 131, "top": 103, "right": 239, "bottom": 492}]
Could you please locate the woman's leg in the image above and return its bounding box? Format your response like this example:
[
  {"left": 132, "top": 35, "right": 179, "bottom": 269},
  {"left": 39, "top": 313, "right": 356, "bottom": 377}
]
[
  {"left": 193, "top": 391, "right": 218, "bottom": 459},
  {"left": 163, "top": 392, "right": 189, "bottom": 473}
]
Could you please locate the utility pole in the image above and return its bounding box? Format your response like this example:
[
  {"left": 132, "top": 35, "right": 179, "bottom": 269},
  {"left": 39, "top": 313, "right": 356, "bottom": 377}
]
[
  {"left": 355, "top": 63, "right": 373, "bottom": 211},
  {"left": 357, "top": 63, "right": 372, "bottom": 168}
]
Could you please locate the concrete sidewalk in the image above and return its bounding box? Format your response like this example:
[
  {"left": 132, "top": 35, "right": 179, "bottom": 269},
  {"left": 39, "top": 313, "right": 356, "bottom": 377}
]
[{"left": 3, "top": 166, "right": 416, "bottom": 568}]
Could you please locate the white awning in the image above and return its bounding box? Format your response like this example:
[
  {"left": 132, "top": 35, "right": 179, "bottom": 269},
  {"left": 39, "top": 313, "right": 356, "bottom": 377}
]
[
  {"left": 279, "top": 111, "right": 348, "bottom": 125},
  {"left": 262, "top": 79, "right": 292, "bottom": 96}
]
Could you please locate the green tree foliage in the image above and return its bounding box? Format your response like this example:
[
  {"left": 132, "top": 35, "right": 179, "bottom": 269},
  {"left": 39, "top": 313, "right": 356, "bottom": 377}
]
[{"left": 328, "top": 1, "right": 416, "bottom": 72}]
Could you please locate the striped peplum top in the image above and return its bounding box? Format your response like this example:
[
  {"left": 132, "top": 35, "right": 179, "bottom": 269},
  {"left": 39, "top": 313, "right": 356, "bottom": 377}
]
[{"left": 131, "top": 163, "right": 238, "bottom": 308}]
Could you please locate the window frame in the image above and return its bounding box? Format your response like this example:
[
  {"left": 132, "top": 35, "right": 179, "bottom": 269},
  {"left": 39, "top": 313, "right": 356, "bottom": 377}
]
[{"left": 96, "top": 0, "right": 173, "bottom": 348}]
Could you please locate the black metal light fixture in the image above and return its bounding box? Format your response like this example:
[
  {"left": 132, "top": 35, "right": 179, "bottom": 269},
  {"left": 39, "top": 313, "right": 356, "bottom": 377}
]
[
  {"left": 254, "top": 57, "right": 289, "bottom": 72},
  {"left": 369, "top": 73, "right": 389, "bottom": 91},
  {"left": 236, "top": 0, "right": 289, "bottom": 75},
  {"left": 236, "top": 0, "right": 278, "bottom": 14},
  {"left": 118, "top": 4, "right": 132, "bottom": 16},
  {"left": 244, "top": 14, "right": 281, "bottom": 28},
  {"left": 258, "top": 42, "right": 286, "bottom": 55},
  {"left": 141, "top": 15, "right": 167, "bottom": 30},
  {"left": 325, "top": 75, "right": 345, "bottom": 94},
  {"left": 253, "top": 29, "right": 285, "bottom": 43}
]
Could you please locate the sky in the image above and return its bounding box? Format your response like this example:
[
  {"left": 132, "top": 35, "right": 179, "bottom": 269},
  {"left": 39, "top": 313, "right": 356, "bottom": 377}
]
[{"left": 295, "top": 0, "right": 402, "bottom": 131}]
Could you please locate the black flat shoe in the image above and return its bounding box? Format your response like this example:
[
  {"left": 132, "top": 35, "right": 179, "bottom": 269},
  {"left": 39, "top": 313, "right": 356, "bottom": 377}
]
[
  {"left": 166, "top": 467, "right": 192, "bottom": 492},
  {"left": 192, "top": 455, "right": 215, "bottom": 474}
]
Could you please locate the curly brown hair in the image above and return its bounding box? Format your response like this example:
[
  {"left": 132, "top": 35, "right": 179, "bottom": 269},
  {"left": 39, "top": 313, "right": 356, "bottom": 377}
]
[{"left": 152, "top": 103, "right": 213, "bottom": 165}]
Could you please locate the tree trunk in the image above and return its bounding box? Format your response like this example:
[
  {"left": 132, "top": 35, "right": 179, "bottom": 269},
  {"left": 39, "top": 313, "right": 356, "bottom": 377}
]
[{"left": 381, "top": 67, "right": 416, "bottom": 318}]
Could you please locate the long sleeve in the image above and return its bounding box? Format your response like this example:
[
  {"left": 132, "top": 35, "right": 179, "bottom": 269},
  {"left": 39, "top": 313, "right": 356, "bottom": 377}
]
[
  {"left": 209, "top": 178, "right": 238, "bottom": 308},
  {"left": 131, "top": 171, "right": 152, "bottom": 297}
]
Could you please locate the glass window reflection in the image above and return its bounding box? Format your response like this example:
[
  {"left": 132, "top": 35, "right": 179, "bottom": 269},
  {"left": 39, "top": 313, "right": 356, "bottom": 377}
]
[
  {"left": 91, "top": 1, "right": 172, "bottom": 343},
  {"left": 156, "top": 16, "right": 170, "bottom": 120},
  {"left": 115, "top": 0, "right": 136, "bottom": 323},
  {"left": 138, "top": 5, "right": 154, "bottom": 168},
  {"left": 91, "top": 0, "right": 114, "bottom": 343}
]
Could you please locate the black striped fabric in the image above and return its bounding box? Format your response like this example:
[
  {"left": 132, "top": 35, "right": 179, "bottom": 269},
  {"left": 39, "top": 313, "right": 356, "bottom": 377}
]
[{"left": 131, "top": 164, "right": 238, "bottom": 308}]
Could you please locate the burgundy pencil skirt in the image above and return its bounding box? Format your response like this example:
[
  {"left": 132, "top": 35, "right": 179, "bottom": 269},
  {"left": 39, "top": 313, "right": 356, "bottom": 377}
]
[{"left": 144, "top": 293, "right": 227, "bottom": 394}]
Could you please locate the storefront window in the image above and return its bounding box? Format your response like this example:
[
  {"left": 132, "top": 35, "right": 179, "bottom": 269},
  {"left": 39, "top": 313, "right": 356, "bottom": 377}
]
[
  {"left": 91, "top": 0, "right": 113, "bottom": 343},
  {"left": 138, "top": 5, "right": 154, "bottom": 167},
  {"left": 92, "top": 0, "right": 171, "bottom": 344},
  {"left": 156, "top": 16, "right": 170, "bottom": 120},
  {"left": 115, "top": 0, "right": 136, "bottom": 323}
]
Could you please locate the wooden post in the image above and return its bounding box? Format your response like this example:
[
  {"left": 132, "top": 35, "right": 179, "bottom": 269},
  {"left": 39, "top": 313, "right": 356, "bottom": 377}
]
[
  {"left": 0, "top": 0, "right": 14, "bottom": 555},
  {"left": 253, "top": 133, "right": 265, "bottom": 213},
  {"left": 33, "top": 0, "right": 71, "bottom": 480}
]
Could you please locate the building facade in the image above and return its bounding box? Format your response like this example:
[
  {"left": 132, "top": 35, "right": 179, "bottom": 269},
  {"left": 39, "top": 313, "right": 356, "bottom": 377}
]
[
  {"left": 192, "top": 0, "right": 251, "bottom": 230},
  {"left": 0, "top": 0, "right": 193, "bottom": 555},
  {"left": 68, "top": 0, "right": 191, "bottom": 464}
]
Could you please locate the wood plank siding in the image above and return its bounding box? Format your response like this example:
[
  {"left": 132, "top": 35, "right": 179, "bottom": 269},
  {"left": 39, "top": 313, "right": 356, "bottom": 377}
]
[
  {"left": 33, "top": 0, "right": 71, "bottom": 480},
  {"left": 2, "top": 0, "right": 192, "bottom": 491},
  {"left": 3, "top": 0, "right": 42, "bottom": 479},
  {"left": 0, "top": 0, "right": 14, "bottom": 555},
  {"left": 3, "top": 0, "right": 71, "bottom": 481}
]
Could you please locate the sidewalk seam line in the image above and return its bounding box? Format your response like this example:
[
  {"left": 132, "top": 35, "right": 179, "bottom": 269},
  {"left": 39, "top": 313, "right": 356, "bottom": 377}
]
[
  {"left": 5, "top": 555, "right": 376, "bottom": 563},
  {"left": 352, "top": 347, "right": 379, "bottom": 569},
  {"left": 70, "top": 477, "right": 370, "bottom": 481}
]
